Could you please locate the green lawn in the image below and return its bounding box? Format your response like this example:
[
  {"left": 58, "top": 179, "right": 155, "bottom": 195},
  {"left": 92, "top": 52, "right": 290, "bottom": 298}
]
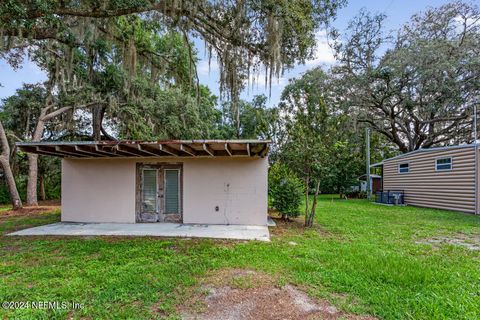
[{"left": 1, "top": 197, "right": 480, "bottom": 319}]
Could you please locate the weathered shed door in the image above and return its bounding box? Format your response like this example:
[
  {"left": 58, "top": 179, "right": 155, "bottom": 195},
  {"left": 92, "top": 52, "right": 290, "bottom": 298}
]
[
  {"left": 137, "top": 164, "right": 182, "bottom": 223},
  {"left": 164, "top": 169, "right": 180, "bottom": 215},
  {"left": 139, "top": 168, "right": 160, "bottom": 222}
]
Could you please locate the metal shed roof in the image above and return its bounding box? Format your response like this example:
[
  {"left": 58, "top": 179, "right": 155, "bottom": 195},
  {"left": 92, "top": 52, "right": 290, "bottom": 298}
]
[
  {"left": 374, "top": 143, "right": 479, "bottom": 164},
  {"left": 370, "top": 161, "right": 384, "bottom": 168},
  {"left": 16, "top": 140, "right": 270, "bottom": 158}
]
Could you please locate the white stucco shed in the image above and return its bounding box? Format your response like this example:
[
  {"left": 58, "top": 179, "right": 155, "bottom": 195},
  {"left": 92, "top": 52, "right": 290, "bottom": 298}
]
[{"left": 17, "top": 140, "right": 270, "bottom": 226}]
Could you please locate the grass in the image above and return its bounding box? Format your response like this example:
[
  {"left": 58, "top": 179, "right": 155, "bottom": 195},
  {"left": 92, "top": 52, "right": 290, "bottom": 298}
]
[
  {"left": 1, "top": 196, "right": 480, "bottom": 319},
  {"left": 0, "top": 205, "right": 12, "bottom": 212}
]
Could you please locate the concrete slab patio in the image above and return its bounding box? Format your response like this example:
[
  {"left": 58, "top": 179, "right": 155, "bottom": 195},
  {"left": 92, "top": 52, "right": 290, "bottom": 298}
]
[{"left": 8, "top": 222, "right": 270, "bottom": 241}]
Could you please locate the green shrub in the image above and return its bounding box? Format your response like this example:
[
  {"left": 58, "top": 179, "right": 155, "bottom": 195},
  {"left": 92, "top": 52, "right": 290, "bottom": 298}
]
[
  {"left": 268, "top": 162, "right": 304, "bottom": 218},
  {"left": 345, "top": 190, "right": 367, "bottom": 199}
]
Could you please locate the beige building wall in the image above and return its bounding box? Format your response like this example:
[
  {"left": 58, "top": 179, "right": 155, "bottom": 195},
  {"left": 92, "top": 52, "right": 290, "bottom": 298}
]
[
  {"left": 382, "top": 146, "right": 477, "bottom": 213},
  {"left": 62, "top": 159, "right": 137, "bottom": 223},
  {"left": 61, "top": 156, "right": 268, "bottom": 225},
  {"left": 182, "top": 157, "right": 268, "bottom": 225}
]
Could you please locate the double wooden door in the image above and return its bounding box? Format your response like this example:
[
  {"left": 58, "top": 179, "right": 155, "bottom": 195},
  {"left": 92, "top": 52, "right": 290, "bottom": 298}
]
[{"left": 137, "top": 164, "right": 182, "bottom": 223}]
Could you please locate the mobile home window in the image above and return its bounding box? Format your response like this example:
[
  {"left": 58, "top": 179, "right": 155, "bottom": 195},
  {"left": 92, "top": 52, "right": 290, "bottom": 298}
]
[
  {"left": 436, "top": 157, "right": 452, "bottom": 171},
  {"left": 398, "top": 163, "right": 409, "bottom": 173}
]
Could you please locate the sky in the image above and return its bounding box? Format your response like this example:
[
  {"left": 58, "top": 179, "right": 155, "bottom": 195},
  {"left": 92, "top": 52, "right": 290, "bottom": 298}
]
[{"left": 0, "top": 0, "right": 453, "bottom": 106}]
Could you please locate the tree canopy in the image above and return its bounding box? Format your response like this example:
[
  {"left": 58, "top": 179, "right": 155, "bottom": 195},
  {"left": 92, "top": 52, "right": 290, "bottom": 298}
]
[
  {"left": 1, "top": 0, "right": 346, "bottom": 104},
  {"left": 332, "top": 1, "right": 480, "bottom": 152}
]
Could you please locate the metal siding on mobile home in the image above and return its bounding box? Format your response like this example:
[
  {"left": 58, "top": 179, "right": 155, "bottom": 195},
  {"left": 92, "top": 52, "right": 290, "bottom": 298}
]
[{"left": 382, "top": 146, "right": 477, "bottom": 213}]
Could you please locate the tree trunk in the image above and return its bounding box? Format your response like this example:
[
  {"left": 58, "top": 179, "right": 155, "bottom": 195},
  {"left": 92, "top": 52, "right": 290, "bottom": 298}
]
[
  {"left": 304, "top": 175, "right": 310, "bottom": 226},
  {"left": 26, "top": 117, "right": 45, "bottom": 206},
  {"left": 236, "top": 104, "right": 241, "bottom": 139},
  {"left": 306, "top": 180, "right": 321, "bottom": 227},
  {"left": 26, "top": 96, "right": 74, "bottom": 206},
  {"left": 92, "top": 104, "right": 103, "bottom": 141},
  {"left": 101, "top": 126, "right": 117, "bottom": 141},
  {"left": 26, "top": 99, "right": 96, "bottom": 206},
  {"left": 0, "top": 121, "right": 22, "bottom": 210},
  {"left": 26, "top": 153, "right": 39, "bottom": 205},
  {"left": 39, "top": 175, "right": 46, "bottom": 201}
]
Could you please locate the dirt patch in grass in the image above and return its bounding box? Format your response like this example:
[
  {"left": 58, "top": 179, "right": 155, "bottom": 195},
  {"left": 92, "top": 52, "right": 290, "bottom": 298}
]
[
  {"left": 179, "top": 269, "right": 376, "bottom": 320},
  {"left": 38, "top": 199, "right": 61, "bottom": 206},
  {"left": 0, "top": 205, "right": 60, "bottom": 219},
  {"left": 269, "top": 215, "right": 331, "bottom": 239},
  {"left": 270, "top": 217, "right": 306, "bottom": 236},
  {"left": 417, "top": 233, "right": 480, "bottom": 251}
]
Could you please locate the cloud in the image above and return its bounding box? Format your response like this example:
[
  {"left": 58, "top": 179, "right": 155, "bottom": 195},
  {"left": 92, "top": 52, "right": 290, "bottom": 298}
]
[
  {"left": 246, "top": 70, "right": 287, "bottom": 90},
  {"left": 453, "top": 15, "right": 480, "bottom": 33},
  {"left": 196, "top": 59, "right": 219, "bottom": 76},
  {"left": 305, "top": 30, "right": 337, "bottom": 66}
]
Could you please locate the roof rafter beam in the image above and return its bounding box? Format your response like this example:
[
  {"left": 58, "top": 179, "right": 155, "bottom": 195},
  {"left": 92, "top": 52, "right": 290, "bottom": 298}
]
[
  {"left": 57, "top": 145, "right": 102, "bottom": 158},
  {"left": 53, "top": 146, "right": 88, "bottom": 158},
  {"left": 159, "top": 144, "right": 179, "bottom": 156},
  {"left": 180, "top": 144, "right": 196, "bottom": 156},
  {"left": 95, "top": 145, "right": 121, "bottom": 157},
  {"left": 117, "top": 144, "right": 152, "bottom": 157},
  {"left": 32, "top": 145, "right": 84, "bottom": 158},
  {"left": 74, "top": 145, "right": 105, "bottom": 157},
  {"left": 203, "top": 143, "right": 215, "bottom": 156},
  {"left": 224, "top": 143, "right": 233, "bottom": 156},
  {"left": 112, "top": 145, "right": 141, "bottom": 157},
  {"left": 34, "top": 146, "right": 65, "bottom": 158},
  {"left": 138, "top": 144, "right": 165, "bottom": 156}
]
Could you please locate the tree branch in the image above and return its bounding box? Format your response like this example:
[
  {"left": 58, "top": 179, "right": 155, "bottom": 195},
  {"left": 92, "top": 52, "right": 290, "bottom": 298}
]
[{"left": 41, "top": 101, "right": 105, "bottom": 122}]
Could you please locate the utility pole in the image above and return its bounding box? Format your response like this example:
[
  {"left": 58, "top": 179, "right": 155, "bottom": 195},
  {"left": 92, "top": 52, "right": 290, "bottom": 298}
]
[
  {"left": 474, "top": 105, "right": 477, "bottom": 145},
  {"left": 474, "top": 105, "right": 478, "bottom": 215},
  {"left": 366, "top": 127, "right": 371, "bottom": 200}
]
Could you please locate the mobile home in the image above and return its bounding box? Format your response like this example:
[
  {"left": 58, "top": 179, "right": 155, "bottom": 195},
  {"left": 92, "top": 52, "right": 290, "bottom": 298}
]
[{"left": 373, "top": 144, "right": 479, "bottom": 214}]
